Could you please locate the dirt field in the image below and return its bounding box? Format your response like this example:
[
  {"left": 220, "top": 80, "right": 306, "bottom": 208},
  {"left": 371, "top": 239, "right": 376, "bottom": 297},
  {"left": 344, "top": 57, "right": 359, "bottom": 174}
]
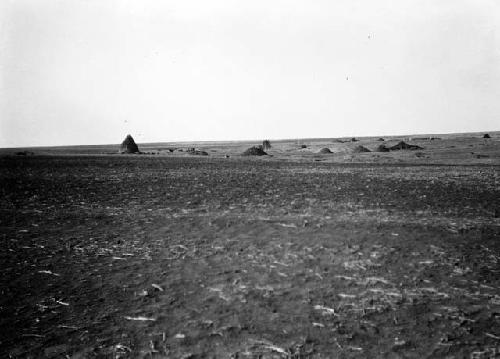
[{"left": 1, "top": 134, "right": 500, "bottom": 358}]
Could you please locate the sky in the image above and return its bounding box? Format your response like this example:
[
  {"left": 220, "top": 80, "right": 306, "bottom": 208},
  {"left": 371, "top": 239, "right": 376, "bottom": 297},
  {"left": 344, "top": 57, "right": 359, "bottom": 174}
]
[{"left": 1, "top": 0, "right": 499, "bottom": 147}]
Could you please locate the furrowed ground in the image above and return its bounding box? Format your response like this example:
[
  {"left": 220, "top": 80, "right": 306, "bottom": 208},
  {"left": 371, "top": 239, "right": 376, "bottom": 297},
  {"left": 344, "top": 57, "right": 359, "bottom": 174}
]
[{"left": 1, "top": 155, "right": 499, "bottom": 358}]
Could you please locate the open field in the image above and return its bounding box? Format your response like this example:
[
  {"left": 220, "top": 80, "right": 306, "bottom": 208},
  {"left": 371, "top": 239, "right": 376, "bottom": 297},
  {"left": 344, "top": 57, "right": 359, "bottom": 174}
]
[
  {"left": 1, "top": 133, "right": 500, "bottom": 358},
  {"left": 3, "top": 131, "right": 500, "bottom": 165}
]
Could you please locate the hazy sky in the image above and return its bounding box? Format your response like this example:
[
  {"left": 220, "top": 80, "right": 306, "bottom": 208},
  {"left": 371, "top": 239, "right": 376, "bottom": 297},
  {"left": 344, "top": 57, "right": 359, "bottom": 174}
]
[{"left": 1, "top": 0, "right": 499, "bottom": 147}]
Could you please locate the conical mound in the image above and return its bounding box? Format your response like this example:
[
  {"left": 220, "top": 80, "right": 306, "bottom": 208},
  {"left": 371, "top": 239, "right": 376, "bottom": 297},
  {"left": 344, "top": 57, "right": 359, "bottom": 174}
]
[
  {"left": 120, "top": 134, "right": 139, "bottom": 153},
  {"left": 375, "top": 144, "right": 390, "bottom": 152},
  {"left": 352, "top": 145, "right": 371, "bottom": 153},
  {"left": 318, "top": 147, "right": 332, "bottom": 154},
  {"left": 389, "top": 141, "right": 422, "bottom": 151}
]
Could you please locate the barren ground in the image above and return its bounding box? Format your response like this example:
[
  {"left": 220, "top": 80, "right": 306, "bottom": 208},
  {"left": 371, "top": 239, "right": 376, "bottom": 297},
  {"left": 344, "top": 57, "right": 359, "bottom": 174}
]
[{"left": 1, "top": 134, "right": 500, "bottom": 358}]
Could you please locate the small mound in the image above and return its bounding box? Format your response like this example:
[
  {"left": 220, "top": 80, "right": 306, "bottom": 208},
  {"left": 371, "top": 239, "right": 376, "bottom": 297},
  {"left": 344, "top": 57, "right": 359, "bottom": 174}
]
[
  {"left": 242, "top": 146, "right": 267, "bottom": 156},
  {"left": 352, "top": 145, "right": 371, "bottom": 153},
  {"left": 318, "top": 147, "right": 332, "bottom": 154},
  {"left": 120, "top": 134, "right": 139, "bottom": 153},
  {"left": 300, "top": 144, "right": 307, "bottom": 149},
  {"left": 389, "top": 141, "right": 423, "bottom": 151},
  {"left": 375, "top": 144, "right": 390, "bottom": 152},
  {"left": 377, "top": 138, "right": 385, "bottom": 141},
  {"left": 483, "top": 133, "right": 491, "bottom": 139},
  {"left": 188, "top": 150, "right": 209, "bottom": 156},
  {"left": 15, "top": 151, "right": 34, "bottom": 156},
  {"left": 351, "top": 137, "right": 359, "bottom": 142}
]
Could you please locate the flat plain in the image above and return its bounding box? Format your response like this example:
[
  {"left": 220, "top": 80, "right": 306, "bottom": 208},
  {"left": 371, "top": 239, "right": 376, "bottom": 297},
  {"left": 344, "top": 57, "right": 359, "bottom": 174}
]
[{"left": 1, "top": 133, "right": 500, "bottom": 358}]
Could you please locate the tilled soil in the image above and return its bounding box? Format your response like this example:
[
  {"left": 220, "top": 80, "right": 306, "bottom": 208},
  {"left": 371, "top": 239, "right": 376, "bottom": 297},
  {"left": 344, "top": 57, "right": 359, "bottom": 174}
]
[{"left": 1, "top": 155, "right": 499, "bottom": 358}]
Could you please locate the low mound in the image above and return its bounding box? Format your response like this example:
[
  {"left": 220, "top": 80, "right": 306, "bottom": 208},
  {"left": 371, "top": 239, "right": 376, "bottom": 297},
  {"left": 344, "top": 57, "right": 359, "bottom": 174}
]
[
  {"left": 242, "top": 146, "right": 267, "bottom": 156},
  {"left": 352, "top": 145, "right": 371, "bottom": 153},
  {"left": 318, "top": 147, "right": 332, "bottom": 154},
  {"left": 377, "top": 138, "right": 385, "bottom": 141},
  {"left": 188, "top": 150, "right": 208, "bottom": 156},
  {"left": 15, "top": 151, "right": 35, "bottom": 156},
  {"left": 375, "top": 144, "right": 390, "bottom": 152},
  {"left": 120, "top": 134, "right": 139, "bottom": 153},
  {"left": 389, "top": 141, "right": 422, "bottom": 151},
  {"left": 483, "top": 133, "right": 491, "bottom": 139}
]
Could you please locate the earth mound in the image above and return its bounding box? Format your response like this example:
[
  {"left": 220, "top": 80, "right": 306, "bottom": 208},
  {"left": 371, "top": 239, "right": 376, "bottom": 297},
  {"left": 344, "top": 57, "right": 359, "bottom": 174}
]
[
  {"left": 377, "top": 138, "right": 385, "bottom": 141},
  {"left": 352, "top": 145, "right": 371, "bottom": 153},
  {"left": 187, "top": 149, "right": 209, "bottom": 156},
  {"left": 483, "top": 133, "right": 491, "bottom": 139},
  {"left": 318, "top": 147, "right": 332, "bottom": 154},
  {"left": 242, "top": 146, "right": 267, "bottom": 156},
  {"left": 375, "top": 144, "right": 390, "bottom": 152},
  {"left": 120, "top": 134, "right": 139, "bottom": 153},
  {"left": 15, "top": 151, "right": 35, "bottom": 156},
  {"left": 389, "top": 141, "right": 423, "bottom": 151}
]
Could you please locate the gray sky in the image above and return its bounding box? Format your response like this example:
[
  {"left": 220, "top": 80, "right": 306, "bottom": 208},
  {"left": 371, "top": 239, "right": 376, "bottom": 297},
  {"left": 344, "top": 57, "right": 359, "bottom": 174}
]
[{"left": 1, "top": 0, "right": 499, "bottom": 147}]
